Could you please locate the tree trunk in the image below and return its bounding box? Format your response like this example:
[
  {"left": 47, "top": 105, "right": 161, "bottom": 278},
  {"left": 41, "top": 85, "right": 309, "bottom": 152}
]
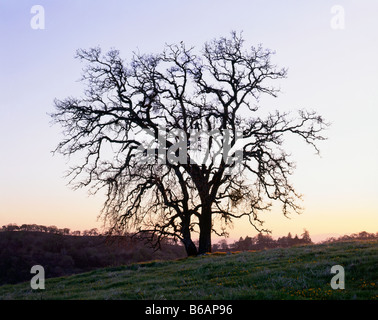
[
  {"left": 198, "top": 204, "right": 212, "bottom": 254},
  {"left": 183, "top": 237, "right": 198, "bottom": 256},
  {"left": 181, "top": 216, "right": 198, "bottom": 256}
]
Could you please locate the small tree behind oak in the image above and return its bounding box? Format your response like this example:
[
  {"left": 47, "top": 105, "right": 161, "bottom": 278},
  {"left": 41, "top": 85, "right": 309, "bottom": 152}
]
[{"left": 51, "top": 32, "right": 327, "bottom": 256}]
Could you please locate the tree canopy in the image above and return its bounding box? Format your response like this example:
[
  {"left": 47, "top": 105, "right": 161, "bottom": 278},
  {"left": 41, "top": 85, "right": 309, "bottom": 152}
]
[{"left": 51, "top": 32, "right": 328, "bottom": 255}]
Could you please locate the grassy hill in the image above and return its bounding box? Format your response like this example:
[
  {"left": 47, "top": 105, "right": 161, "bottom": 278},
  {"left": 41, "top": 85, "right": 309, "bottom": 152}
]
[{"left": 0, "top": 240, "right": 377, "bottom": 300}]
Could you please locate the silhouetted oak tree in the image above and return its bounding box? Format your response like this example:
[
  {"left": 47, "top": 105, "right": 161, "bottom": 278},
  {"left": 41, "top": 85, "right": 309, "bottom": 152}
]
[{"left": 51, "top": 32, "right": 327, "bottom": 256}]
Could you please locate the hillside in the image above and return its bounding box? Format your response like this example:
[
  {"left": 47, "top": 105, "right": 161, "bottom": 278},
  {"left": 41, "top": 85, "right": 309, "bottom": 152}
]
[
  {"left": 0, "top": 230, "right": 185, "bottom": 285},
  {"left": 0, "top": 240, "right": 377, "bottom": 300},
  {"left": 0, "top": 226, "right": 319, "bottom": 285}
]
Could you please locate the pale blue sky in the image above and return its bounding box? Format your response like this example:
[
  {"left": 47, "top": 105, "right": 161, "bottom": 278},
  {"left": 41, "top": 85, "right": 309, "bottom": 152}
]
[{"left": 1, "top": 1, "right": 377, "bottom": 241}]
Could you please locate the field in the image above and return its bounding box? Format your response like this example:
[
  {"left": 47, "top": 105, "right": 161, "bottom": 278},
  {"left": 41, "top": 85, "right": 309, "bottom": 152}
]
[{"left": 0, "top": 240, "right": 377, "bottom": 300}]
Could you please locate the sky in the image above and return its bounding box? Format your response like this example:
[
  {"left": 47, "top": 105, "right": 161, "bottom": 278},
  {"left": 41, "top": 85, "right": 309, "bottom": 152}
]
[{"left": 0, "top": 0, "right": 377, "bottom": 242}]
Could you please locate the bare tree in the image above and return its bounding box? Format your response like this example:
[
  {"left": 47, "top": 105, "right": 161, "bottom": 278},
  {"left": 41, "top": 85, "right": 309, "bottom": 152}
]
[{"left": 51, "top": 32, "right": 327, "bottom": 256}]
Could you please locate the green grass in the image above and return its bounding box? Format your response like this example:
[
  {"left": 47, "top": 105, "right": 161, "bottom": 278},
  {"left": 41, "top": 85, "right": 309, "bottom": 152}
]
[{"left": 0, "top": 240, "right": 377, "bottom": 300}]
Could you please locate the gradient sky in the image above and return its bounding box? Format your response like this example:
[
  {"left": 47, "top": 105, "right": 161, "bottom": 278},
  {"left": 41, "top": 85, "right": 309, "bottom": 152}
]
[{"left": 1, "top": 0, "right": 377, "bottom": 242}]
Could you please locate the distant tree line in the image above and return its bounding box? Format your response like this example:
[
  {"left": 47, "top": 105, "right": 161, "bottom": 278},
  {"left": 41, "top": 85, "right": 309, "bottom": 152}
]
[
  {"left": 213, "top": 230, "right": 378, "bottom": 252},
  {"left": 212, "top": 229, "right": 313, "bottom": 252},
  {"left": 321, "top": 231, "right": 378, "bottom": 243},
  {"left": 1, "top": 223, "right": 101, "bottom": 236}
]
